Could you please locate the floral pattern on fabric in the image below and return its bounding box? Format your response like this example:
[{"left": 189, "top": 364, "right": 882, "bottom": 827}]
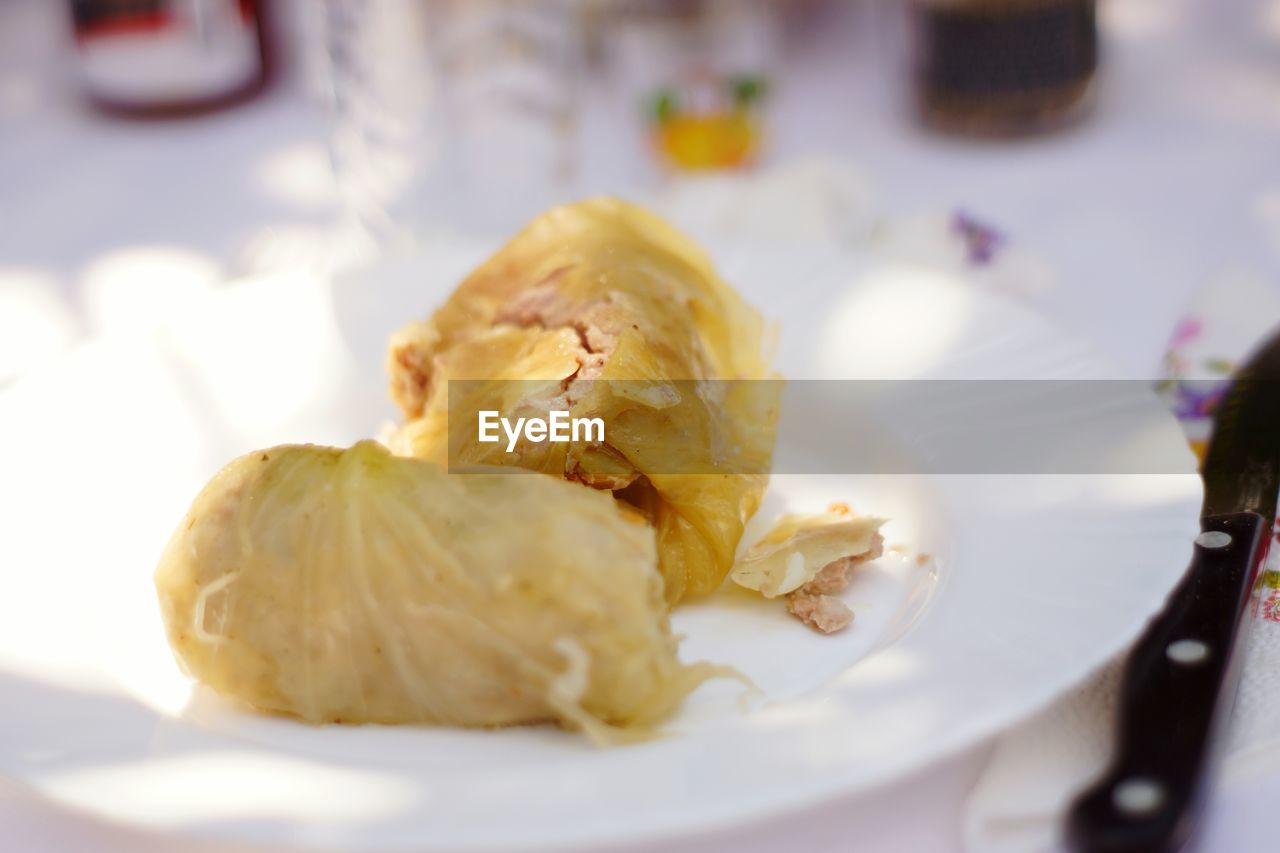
[{"left": 1157, "top": 314, "right": 1237, "bottom": 462}]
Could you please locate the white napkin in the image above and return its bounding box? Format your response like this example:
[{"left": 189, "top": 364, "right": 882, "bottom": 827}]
[
  {"left": 965, "top": 588, "right": 1280, "bottom": 853},
  {"left": 964, "top": 268, "right": 1280, "bottom": 853},
  {"left": 965, "top": 664, "right": 1122, "bottom": 853}
]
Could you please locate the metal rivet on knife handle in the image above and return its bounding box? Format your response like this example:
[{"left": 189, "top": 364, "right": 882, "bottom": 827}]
[
  {"left": 1112, "top": 778, "right": 1166, "bottom": 816},
  {"left": 1195, "top": 531, "right": 1233, "bottom": 549},
  {"left": 1166, "top": 639, "right": 1210, "bottom": 665}
]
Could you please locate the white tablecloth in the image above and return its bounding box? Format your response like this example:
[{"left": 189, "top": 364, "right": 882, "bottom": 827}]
[{"left": 1, "top": 0, "right": 1277, "bottom": 849}]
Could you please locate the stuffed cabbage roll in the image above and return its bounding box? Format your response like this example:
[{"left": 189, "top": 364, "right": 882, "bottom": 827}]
[
  {"left": 155, "top": 441, "right": 729, "bottom": 742},
  {"left": 387, "top": 199, "right": 778, "bottom": 604}
]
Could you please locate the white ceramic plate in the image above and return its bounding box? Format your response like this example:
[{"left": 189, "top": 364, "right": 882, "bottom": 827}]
[{"left": 0, "top": 243, "right": 1200, "bottom": 850}]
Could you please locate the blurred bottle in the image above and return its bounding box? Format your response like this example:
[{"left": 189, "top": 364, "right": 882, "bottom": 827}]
[
  {"left": 69, "top": 0, "right": 269, "bottom": 117},
  {"left": 610, "top": 0, "right": 778, "bottom": 173},
  {"left": 910, "top": 0, "right": 1097, "bottom": 136},
  {"left": 326, "top": 0, "right": 582, "bottom": 242}
]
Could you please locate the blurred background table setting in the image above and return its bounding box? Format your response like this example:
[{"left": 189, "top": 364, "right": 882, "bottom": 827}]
[{"left": 2, "top": 0, "right": 1280, "bottom": 850}]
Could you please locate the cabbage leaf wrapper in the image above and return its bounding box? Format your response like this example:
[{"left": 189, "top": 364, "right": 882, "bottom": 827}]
[
  {"left": 155, "top": 441, "right": 733, "bottom": 743},
  {"left": 387, "top": 199, "right": 779, "bottom": 604}
]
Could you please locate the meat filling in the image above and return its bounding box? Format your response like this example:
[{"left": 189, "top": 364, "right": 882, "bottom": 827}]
[{"left": 784, "top": 532, "right": 885, "bottom": 634}]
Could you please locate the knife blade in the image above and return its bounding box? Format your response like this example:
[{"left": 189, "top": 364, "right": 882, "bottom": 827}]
[{"left": 1065, "top": 334, "right": 1280, "bottom": 853}]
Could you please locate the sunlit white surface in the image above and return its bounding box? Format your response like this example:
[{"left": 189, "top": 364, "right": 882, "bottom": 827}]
[
  {"left": 1103, "top": 0, "right": 1188, "bottom": 39},
  {"left": 1263, "top": 0, "right": 1280, "bottom": 41},
  {"left": 0, "top": 69, "right": 39, "bottom": 116},
  {"left": 42, "top": 751, "right": 420, "bottom": 827},
  {"left": 0, "top": 267, "right": 78, "bottom": 382},
  {"left": 817, "top": 265, "right": 975, "bottom": 380},
  {"left": 0, "top": 243, "right": 1201, "bottom": 850},
  {"left": 80, "top": 246, "right": 224, "bottom": 334},
  {"left": 253, "top": 142, "right": 339, "bottom": 210},
  {"left": 1253, "top": 187, "right": 1280, "bottom": 256}
]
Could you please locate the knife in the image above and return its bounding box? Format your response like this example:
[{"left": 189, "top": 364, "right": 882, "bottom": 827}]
[{"left": 1065, "top": 334, "right": 1280, "bottom": 853}]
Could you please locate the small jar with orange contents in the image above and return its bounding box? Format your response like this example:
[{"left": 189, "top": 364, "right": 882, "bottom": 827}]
[{"left": 609, "top": 0, "right": 778, "bottom": 173}]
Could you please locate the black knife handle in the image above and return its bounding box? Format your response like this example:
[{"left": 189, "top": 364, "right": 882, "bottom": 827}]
[{"left": 1065, "top": 512, "right": 1268, "bottom": 853}]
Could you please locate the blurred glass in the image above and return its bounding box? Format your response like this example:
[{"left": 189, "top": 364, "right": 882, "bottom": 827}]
[{"left": 325, "top": 0, "right": 582, "bottom": 243}]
